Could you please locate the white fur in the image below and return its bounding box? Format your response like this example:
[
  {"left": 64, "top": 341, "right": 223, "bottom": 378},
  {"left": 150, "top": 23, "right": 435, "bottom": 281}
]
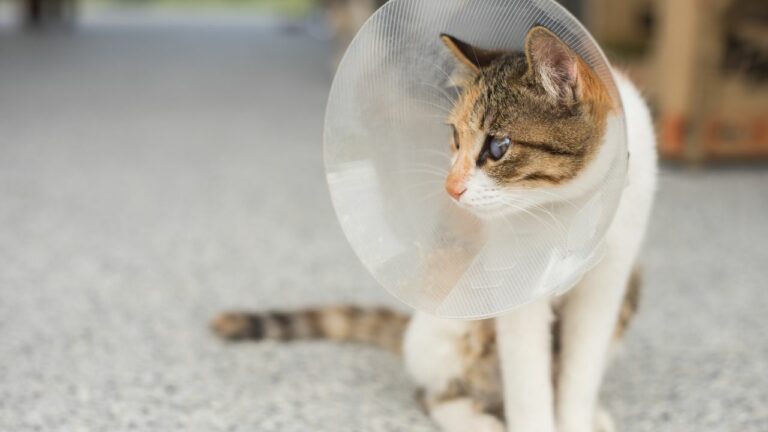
[
  {"left": 403, "top": 313, "right": 470, "bottom": 394},
  {"left": 496, "top": 299, "right": 557, "bottom": 432},
  {"left": 431, "top": 398, "right": 506, "bottom": 432},
  {"left": 553, "top": 72, "right": 657, "bottom": 432},
  {"left": 403, "top": 72, "right": 657, "bottom": 432}
]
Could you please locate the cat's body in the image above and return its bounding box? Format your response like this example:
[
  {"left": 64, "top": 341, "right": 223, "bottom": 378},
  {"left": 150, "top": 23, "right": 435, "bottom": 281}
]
[
  {"left": 214, "top": 27, "right": 656, "bottom": 432},
  {"left": 404, "top": 71, "right": 657, "bottom": 432}
]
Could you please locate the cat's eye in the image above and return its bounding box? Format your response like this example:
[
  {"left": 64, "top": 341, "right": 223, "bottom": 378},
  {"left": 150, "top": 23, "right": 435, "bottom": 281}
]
[
  {"left": 488, "top": 136, "right": 511, "bottom": 160},
  {"left": 451, "top": 125, "right": 460, "bottom": 150}
]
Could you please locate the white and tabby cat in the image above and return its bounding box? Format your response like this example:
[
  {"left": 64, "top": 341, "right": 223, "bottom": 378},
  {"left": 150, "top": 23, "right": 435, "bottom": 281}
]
[{"left": 214, "top": 26, "right": 657, "bottom": 432}]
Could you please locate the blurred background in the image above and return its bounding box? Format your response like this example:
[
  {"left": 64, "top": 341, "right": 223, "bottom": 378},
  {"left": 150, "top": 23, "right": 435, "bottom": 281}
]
[{"left": 0, "top": 1, "right": 766, "bottom": 431}]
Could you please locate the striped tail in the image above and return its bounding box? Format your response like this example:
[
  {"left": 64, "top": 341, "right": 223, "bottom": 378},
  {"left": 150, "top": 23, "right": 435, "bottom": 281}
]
[
  {"left": 212, "top": 306, "right": 410, "bottom": 354},
  {"left": 614, "top": 268, "right": 642, "bottom": 340}
]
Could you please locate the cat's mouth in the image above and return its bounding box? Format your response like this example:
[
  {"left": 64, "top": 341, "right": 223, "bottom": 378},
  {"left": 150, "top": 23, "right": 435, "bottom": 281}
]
[
  {"left": 445, "top": 171, "right": 520, "bottom": 220},
  {"left": 450, "top": 182, "right": 560, "bottom": 222}
]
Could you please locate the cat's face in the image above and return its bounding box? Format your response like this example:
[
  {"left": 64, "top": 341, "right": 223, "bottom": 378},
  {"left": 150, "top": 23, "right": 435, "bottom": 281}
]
[{"left": 441, "top": 27, "right": 612, "bottom": 219}]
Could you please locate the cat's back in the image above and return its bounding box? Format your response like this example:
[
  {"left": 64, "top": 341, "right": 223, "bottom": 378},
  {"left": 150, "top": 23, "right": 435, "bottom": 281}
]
[
  {"left": 607, "top": 71, "right": 658, "bottom": 256},
  {"left": 616, "top": 71, "right": 657, "bottom": 190}
]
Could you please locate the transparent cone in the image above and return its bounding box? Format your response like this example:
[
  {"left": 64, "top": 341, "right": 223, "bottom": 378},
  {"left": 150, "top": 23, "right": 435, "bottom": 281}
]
[{"left": 324, "top": 0, "right": 628, "bottom": 319}]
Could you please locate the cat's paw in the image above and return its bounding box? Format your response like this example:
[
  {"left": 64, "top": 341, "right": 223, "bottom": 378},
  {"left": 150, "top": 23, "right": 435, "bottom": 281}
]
[
  {"left": 430, "top": 399, "right": 505, "bottom": 432},
  {"left": 595, "top": 405, "right": 615, "bottom": 432},
  {"left": 211, "top": 311, "right": 254, "bottom": 340},
  {"left": 472, "top": 415, "right": 506, "bottom": 432}
]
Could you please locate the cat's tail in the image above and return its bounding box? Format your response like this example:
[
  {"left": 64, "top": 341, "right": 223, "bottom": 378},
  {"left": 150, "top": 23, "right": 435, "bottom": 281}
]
[
  {"left": 613, "top": 268, "right": 642, "bottom": 340},
  {"left": 211, "top": 306, "right": 410, "bottom": 354}
]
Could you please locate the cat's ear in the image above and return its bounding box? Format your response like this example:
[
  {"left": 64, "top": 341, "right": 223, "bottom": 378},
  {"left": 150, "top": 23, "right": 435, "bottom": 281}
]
[
  {"left": 441, "top": 33, "right": 505, "bottom": 74},
  {"left": 524, "top": 26, "right": 580, "bottom": 102},
  {"left": 524, "top": 26, "right": 611, "bottom": 108}
]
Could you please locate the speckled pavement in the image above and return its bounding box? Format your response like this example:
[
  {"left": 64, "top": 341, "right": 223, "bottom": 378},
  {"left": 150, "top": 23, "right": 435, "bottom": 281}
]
[{"left": 0, "top": 13, "right": 766, "bottom": 432}]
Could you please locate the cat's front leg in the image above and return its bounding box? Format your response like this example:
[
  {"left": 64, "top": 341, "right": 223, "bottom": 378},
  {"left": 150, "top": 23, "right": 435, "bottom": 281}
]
[
  {"left": 555, "top": 253, "right": 632, "bottom": 432},
  {"left": 496, "top": 299, "right": 556, "bottom": 432}
]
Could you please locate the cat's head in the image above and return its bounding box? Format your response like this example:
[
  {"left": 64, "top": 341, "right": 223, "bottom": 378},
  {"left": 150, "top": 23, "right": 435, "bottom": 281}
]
[{"left": 440, "top": 26, "right": 613, "bottom": 219}]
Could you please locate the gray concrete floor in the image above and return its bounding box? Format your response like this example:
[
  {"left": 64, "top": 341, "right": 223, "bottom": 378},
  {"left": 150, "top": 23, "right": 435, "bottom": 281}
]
[{"left": 0, "top": 12, "right": 766, "bottom": 432}]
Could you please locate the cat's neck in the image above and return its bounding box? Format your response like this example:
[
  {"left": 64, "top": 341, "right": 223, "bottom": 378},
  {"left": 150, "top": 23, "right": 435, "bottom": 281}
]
[{"left": 546, "top": 115, "right": 623, "bottom": 207}]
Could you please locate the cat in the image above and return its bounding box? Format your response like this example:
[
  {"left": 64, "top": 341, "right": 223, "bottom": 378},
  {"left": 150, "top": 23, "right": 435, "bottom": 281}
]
[{"left": 213, "top": 26, "right": 657, "bottom": 432}]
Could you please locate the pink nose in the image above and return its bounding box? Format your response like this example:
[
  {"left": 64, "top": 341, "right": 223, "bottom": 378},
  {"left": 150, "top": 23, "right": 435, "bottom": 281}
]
[{"left": 446, "top": 183, "right": 467, "bottom": 201}]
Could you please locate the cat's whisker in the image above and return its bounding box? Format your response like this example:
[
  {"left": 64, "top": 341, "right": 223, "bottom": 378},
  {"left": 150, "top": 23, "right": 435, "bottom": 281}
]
[
  {"left": 413, "top": 147, "right": 451, "bottom": 156},
  {"left": 522, "top": 205, "right": 569, "bottom": 236},
  {"left": 425, "top": 62, "right": 462, "bottom": 99},
  {"left": 507, "top": 206, "right": 560, "bottom": 234},
  {"left": 408, "top": 98, "right": 453, "bottom": 115},
  {"left": 522, "top": 202, "right": 569, "bottom": 233},
  {"left": 504, "top": 187, "right": 580, "bottom": 210},
  {"left": 499, "top": 197, "right": 563, "bottom": 233},
  {"left": 502, "top": 214, "right": 522, "bottom": 235},
  {"left": 413, "top": 157, "right": 452, "bottom": 167},
  {"left": 414, "top": 81, "right": 457, "bottom": 106},
  {"left": 402, "top": 167, "right": 448, "bottom": 178},
  {"left": 397, "top": 168, "right": 447, "bottom": 178},
  {"left": 410, "top": 158, "right": 453, "bottom": 168},
  {"left": 527, "top": 190, "right": 579, "bottom": 209},
  {"left": 403, "top": 163, "right": 450, "bottom": 176},
  {"left": 410, "top": 148, "right": 453, "bottom": 162},
  {"left": 404, "top": 179, "right": 445, "bottom": 190},
  {"left": 412, "top": 188, "right": 444, "bottom": 203},
  {"left": 407, "top": 161, "right": 451, "bottom": 172},
  {"left": 408, "top": 112, "right": 453, "bottom": 122}
]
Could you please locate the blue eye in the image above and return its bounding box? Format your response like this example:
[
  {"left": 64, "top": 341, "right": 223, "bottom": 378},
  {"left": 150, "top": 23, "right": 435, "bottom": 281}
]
[{"left": 488, "top": 136, "right": 511, "bottom": 160}]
